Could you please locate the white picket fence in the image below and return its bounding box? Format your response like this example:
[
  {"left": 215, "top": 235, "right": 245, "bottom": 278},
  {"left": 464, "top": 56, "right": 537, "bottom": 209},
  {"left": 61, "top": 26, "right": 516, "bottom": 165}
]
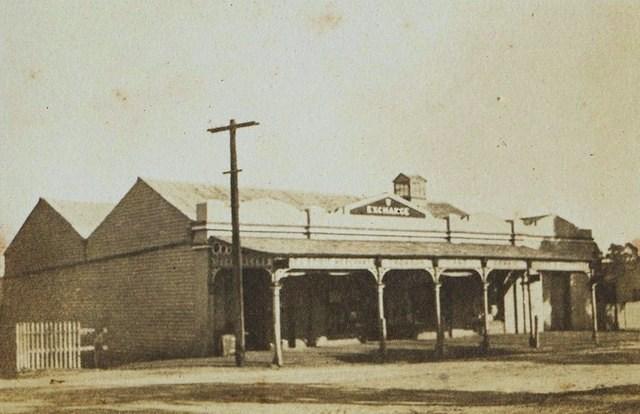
[{"left": 16, "top": 321, "right": 94, "bottom": 371}]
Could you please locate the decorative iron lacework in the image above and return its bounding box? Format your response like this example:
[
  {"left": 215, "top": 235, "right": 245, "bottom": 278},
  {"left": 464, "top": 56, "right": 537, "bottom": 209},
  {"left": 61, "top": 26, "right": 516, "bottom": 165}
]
[{"left": 208, "top": 239, "right": 273, "bottom": 269}]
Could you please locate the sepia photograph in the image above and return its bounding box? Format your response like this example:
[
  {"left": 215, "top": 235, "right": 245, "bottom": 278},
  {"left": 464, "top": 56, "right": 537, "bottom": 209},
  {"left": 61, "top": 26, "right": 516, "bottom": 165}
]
[{"left": 1, "top": 1, "right": 639, "bottom": 413}]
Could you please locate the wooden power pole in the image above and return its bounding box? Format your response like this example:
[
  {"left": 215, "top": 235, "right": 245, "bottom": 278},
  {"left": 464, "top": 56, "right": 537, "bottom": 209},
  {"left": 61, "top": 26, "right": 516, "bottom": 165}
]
[{"left": 207, "top": 119, "right": 259, "bottom": 367}]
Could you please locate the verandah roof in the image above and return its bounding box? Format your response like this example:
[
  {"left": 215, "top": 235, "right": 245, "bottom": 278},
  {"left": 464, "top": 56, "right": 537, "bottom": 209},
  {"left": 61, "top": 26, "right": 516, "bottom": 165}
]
[{"left": 213, "top": 236, "right": 593, "bottom": 262}]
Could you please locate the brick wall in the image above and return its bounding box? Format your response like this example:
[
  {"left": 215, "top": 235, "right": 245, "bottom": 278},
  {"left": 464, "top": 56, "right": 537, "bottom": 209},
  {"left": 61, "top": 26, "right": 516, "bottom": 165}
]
[
  {"left": 87, "top": 179, "right": 192, "bottom": 260},
  {"left": 0, "top": 179, "right": 219, "bottom": 375},
  {"left": 0, "top": 244, "right": 210, "bottom": 374},
  {"left": 4, "top": 200, "right": 86, "bottom": 276}
]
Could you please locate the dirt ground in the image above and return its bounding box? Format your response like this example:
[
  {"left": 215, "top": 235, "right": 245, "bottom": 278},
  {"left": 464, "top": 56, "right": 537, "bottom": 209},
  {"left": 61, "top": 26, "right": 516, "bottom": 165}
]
[{"left": 1, "top": 332, "right": 640, "bottom": 413}]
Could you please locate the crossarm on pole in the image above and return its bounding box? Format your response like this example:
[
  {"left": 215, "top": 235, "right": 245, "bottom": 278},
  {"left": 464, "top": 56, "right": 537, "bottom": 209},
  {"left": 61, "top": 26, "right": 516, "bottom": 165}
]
[{"left": 207, "top": 121, "right": 259, "bottom": 133}]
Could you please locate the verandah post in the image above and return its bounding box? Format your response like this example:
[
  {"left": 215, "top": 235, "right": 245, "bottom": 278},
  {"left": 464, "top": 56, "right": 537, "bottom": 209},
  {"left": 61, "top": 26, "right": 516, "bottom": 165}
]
[
  {"left": 521, "top": 272, "right": 528, "bottom": 335},
  {"left": 271, "top": 268, "right": 288, "bottom": 367},
  {"left": 590, "top": 266, "right": 599, "bottom": 345},
  {"left": 376, "top": 281, "right": 386, "bottom": 358},
  {"left": 525, "top": 265, "right": 538, "bottom": 348},
  {"left": 272, "top": 281, "right": 283, "bottom": 367},
  {"left": 481, "top": 279, "right": 490, "bottom": 352},
  {"left": 433, "top": 266, "right": 444, "bottom": 358},
  {"left": 372, "top": 263, "right": 388, "bottom": 361},
  {"left": 478, "top": 262, "right": 493, "bottom": 352}
]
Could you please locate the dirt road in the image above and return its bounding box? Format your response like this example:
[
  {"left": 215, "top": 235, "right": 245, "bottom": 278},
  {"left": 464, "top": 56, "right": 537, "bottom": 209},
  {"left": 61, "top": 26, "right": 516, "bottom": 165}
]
[{"left": 1, "top": 334, "right": 640, "bottom": 413}]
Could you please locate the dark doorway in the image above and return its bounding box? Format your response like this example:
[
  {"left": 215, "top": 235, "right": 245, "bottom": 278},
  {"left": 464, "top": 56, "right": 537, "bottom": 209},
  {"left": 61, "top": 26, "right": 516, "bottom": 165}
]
[
  {"left": 441, "top": 275, "right": 483, "bottom": 334},
  {"left": 383, "top": 271, "right": 433, "bottom": 339},
  {"left": 544, "top": 273, "right": 572, "bottom": 331},
  {"left": 243, "top": 269, "right": 271, "bottom": 350},
  {"left": 326, "top": 271, "right": 376, "bottom": 340},
  {"left": 212, "top": 269, "right": 234, "bottom": 355}
]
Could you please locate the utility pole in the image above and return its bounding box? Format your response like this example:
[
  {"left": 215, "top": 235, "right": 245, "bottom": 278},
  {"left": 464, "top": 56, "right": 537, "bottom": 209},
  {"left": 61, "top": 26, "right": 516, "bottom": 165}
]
[{"left": 207, "top": 119, "right": 259, "bottom": 367}]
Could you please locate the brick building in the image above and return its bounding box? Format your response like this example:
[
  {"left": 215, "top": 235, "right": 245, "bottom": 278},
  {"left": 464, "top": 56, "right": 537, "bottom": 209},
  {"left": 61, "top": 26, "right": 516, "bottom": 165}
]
[
  {"left": 0, "top": 227, "right": 7, "bottom": 318},
  {"left": 0, "top": 174, "right": 599, "bottom": 372}
]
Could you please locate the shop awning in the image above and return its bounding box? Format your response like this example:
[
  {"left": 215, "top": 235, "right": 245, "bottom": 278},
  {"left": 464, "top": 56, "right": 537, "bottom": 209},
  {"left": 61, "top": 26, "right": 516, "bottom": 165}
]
[{"left": 211, "top": 236, "right": 593, "bottom": 262}]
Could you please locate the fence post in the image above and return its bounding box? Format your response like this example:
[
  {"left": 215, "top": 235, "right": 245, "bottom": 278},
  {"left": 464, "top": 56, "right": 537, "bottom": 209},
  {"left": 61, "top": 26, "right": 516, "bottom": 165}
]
[
  {"left": 31, "top": 322, "right": 35, "bottom": 370},
  {"left": 74, "top": 321, "right": 80, "bottom": 369},
  {"left": 45, "top": 322, "right": 49, "bottom": 369},
  {"left": 53, "top": 322, "right": 56, "bottom": 369},
  {"left": 52, "top": 322, "right": 56, "bottom": 369},
  {"left": 16, "top": 323, "right": 21, "bottom": 371},
  {"left": 21, "top": 323, "right": 25, "bottom": 371},
  {"left": 69, "top": 321, "right": 73, "bottom": 369},
  {"left": 34, "top": 322, "right": 38, "bottom": 370},
  {"left": 55, "top": 322, "right": 60, "bottom": 369},
  {"left": 58, "top": 321, "right": 63, "bottom": 369},
  {"left": 72, "top": 322, "right": 76, "bottom": 369},
  {"left": 27, "top": 323, "right": 31, "bottom": 370},
  {"left": 64, "top": 321, "right": 68, "bottom": 369},
  {"left": 33, "top": 322, "right": 37, "bottom": 370},
  {"left": 54, "top": 322, "right": 57, "bottom": 369},
  {"left": 25, "top": 323, "right": 28, "bottom": 370},
  {"left": 41, "top": 322, "right": 45, "bottom": 370},
  {"left": 72, "top": 321, "right": 76, "bottom": 369},
  {"left": 61, "top": 322, "right": 65, "bottom": 369},
  {"left": 46, "top": 322, "right": 50, "bottom": 369}
]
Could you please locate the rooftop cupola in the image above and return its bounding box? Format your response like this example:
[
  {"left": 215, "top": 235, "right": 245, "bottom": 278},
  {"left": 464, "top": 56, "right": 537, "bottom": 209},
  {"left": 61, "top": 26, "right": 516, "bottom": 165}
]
[{"left": 393, "top": 173, "right": 427, "bottom": 202}]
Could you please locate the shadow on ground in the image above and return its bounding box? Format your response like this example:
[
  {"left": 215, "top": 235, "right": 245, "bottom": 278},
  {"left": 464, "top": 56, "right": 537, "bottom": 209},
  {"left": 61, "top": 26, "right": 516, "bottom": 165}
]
[
  {"left": 321, "top": 331, "right": 640, "bottom": 366},
  {"left": 110, "top": 331, "right": 640, "bottom": 371},
  {"left": 2, "top": 382, "right": 640, "bottom": 413},
  {"left": 332, "top": 344, "right": 640, "bottom": 366}
]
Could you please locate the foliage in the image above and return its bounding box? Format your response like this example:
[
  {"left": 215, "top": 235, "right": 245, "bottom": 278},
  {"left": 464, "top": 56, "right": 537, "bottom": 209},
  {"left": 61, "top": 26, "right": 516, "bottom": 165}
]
[{"left": 602, "top": 243, "right": 640, "bottom": 303}]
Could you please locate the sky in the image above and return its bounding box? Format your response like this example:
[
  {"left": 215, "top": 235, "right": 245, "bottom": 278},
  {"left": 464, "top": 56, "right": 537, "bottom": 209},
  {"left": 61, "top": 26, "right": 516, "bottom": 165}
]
[{"left": 1, "top": 0, "right": 639, "bottom": 250}]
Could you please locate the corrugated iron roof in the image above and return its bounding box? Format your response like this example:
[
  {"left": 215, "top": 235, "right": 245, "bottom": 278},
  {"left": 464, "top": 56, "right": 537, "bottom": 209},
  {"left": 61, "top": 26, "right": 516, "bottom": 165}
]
[
  {"left": 409, "top": 199, "right": 468, "bottom": 218},
  {"left": 45, "top": 199, "right": 114, "bottom": 238},
  {"left": 214, "top": 236, "right": 590, "bottom": 261},
  {"left": 422, "top": 202, "right": 468, "bottom": 219},
  {"left": 141, "top": 177, "right": 361, "bottom": 220},
  {"left": 141, "top": 177, "right": 469, "bottom": 221}
]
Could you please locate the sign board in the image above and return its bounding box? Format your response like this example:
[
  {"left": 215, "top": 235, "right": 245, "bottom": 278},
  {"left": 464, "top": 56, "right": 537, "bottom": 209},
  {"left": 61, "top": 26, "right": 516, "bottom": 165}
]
[
  {"left": 380, "top": 258, "right": 434, "bottom": 270},
  {"left": 289, "top": 257, "right": 376, "bottom": 270},
  {"left": 438, "top": 258, "right": 482, "bottom": 269},
  {"left": 350, "top": 197, "right": 425, "bottom": 218},
  {"left": 531, "top": 261, "right": 590, "bottom": 273},
  {"left": 486, "top": 259, "right": 528, "bottom": 270}
]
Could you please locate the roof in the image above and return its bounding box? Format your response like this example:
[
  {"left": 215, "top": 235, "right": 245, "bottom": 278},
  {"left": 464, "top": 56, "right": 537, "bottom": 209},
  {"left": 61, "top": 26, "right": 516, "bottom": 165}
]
[
  {"left": 520, "top": 214, "right": 552, "bottom": 225},
  {"left": 393, "top": 173, "right": 427, "bottom": 183},
  {"left": 141, "top": 177, "right": 361, "bottom": 220},
  {"left": 408, "top": 198, "right": 468, "bottom": 218},
  {"left": 141, "top": 177, "right": 469, "bottom": 221},
  {"left": 45, "top": 199, "right": 114, "bottom": 238},
  {"left": 422, "top": 202, "right": 468, "bottom": 219},
  {"left": 214, "top": 236, "right": 589, "bottom": 262}
]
